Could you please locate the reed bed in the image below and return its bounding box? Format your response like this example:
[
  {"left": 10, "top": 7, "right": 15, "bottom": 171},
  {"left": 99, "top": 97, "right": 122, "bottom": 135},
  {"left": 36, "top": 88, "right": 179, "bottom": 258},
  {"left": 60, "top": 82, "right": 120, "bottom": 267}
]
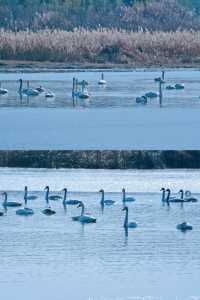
[{"left": 0, "top": 29, "right": 200, "bottom": 65}]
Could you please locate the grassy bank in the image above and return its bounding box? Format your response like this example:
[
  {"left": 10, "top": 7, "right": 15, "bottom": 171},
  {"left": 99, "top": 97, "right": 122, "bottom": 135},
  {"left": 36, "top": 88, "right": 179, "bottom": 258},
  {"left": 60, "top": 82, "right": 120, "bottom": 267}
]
[
  {"left": 1, "top": 29, "right": 200, "bottom": 67},
  {"left": 1, "top": 151, "right": 200, "bottom": 169}
]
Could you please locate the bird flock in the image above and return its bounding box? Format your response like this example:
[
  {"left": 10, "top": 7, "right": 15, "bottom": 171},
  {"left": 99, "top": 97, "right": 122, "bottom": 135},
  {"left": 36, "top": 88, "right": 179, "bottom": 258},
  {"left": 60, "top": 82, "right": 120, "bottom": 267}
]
[{"left": 0, "top": 186, "right": 198, "bottom": 232}]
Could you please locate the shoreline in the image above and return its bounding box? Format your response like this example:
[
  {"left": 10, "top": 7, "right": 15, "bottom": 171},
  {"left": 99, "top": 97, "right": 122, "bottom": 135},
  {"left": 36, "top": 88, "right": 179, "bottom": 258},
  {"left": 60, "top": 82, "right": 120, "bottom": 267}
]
[{"left": 0, "top": 60, "right": 200, "bottom": 72}]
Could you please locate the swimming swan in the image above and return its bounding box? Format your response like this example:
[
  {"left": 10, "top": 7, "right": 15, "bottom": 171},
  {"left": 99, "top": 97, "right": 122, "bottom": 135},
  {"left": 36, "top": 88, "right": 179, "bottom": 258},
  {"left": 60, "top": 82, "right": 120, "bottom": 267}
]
[
  {"left": 98, "top": 73, "right": 107, "bottom": 85},
  {"left": 122, "top": 206, "right": 137, "bottom": 229},
  {"left": 99, "top": 189, "right": 115, "bottom": 206},
  {"left": 177, "top": 222, "right": 193, "bottom": 231},
  {"left": 16, "top": 187, "right": 34, "bottom": 216},
  {"left": 62, "top": 188, "right": 80, "bottom": 206},
  {"left": 1, "top": 192, "right": 22, "bottom": 207},
  {"left": 182, "top": 190, "right": 198, "bottom": 203},
  {"left": 24, "top": 186, "right": 37, "bottom": 200},
  {"left": 72, "top": 201, "right": 96, "bottom": 223},
  {"left": 122, "top": 188, "right": 136, "bottom": 203},
  {"left": 0, "top": 82, "right": 8, "bottom": 95},
  {"left": 42, "top": 186, "right": 56, "bottom": 215},
  {"left": 18, "top": 79, "right": 40, "bottom": 96}
]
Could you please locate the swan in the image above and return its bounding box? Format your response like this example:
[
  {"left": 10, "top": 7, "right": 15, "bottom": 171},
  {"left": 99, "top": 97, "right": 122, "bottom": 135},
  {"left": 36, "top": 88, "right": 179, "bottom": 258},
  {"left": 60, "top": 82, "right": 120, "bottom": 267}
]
[
  {"left": 99, "top": 189, "right": 115, "bottom": 206},
  {"left": 154, "top": 71, "right": 165, "bottom": 82},
  {"left": 145, "top": 92, "right": 158, "bottom": 99},
  {"left": 136, "top": 95, "right": 147, "bottom": 104},
  {"left": 178, "top": 190, "right": 198, "bottom": 203},
  {"left": 0, "top": 82, "right": 8, "bottom": 95},
  {"left": 1, "top": 192, "right": 22, "bottom": 207},
  {"left": 122, "top": 206, "right": 137, "bottom": 229},
  {"left": 122, "top": 188, "right": 136, "bottom": 203},
  {"left": 16, "top": 187, "right": 34, "bottom": 216},
  {"left": 78, "top": 89, "right": 90, "bottom": 99},
  {"left": 98, "top": 73, "right": 107, "bottom": 85},
  {"left": 160, "top": 188, "right": 166, "bottom": 202},
  {"left": 45, "top": 91, "right": 55, "bottom": 98},
  {"left": 166, "top": 85, "right": 175, "bottom": 90},
  {"left": 62, "top": 188, "right": 80, "bottom": 206},
  {"left": 177, "top": 222, "right": 193, "bottom": 231},
  {"left": 24, "top": 186, "right": 37, "bottom": 200},
  {"left": 175, "top": 83, "right": 184, "bottom": 90},
  {"left": 18, "top": 79, "right": 40, "bottom": 96},
  {"left": 72, "top": 201, "right": 96, "bottom": 223},
  {"left": 42, "top": 186, "right": 56, "bottom": 215}
]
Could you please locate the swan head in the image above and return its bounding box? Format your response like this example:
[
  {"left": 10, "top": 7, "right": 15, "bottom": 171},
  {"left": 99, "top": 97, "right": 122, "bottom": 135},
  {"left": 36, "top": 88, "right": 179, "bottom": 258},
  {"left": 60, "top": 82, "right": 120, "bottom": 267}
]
[
  {"left": 179, "top": 189, "right": 184, "bottom": 193},
  {"left": 44, "top": 186, "right": 49, "bottom": 191},
  {"left": 122, "top": 188, "right": 125, "bottom": 193},
  {"left": 99, "top": 189, "right": 104, "bottom": 193},
  {"left": 122, "top": 206, "right": 128, "bottom": 212},
  {"left": 62, "top": 188, "right": 67, "bottom": 193},
  {"left": 1, "top": 192, "right": 7, "bottom": 196},
  {"left": 25, "top": 186, "right": 28, "bottom": 191},
  {"left": 77, "top": 201, "right": 83, "bottom": 208},
  {"left": 160, "top": 188, "right": 165, "bottom": 191}
]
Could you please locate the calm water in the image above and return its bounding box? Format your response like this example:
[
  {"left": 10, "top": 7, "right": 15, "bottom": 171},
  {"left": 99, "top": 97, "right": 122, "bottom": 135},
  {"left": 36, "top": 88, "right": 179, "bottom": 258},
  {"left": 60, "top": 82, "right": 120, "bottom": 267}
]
[
  {"left": 1, "top": 69, "right": 200, "bottom": 109},
  {"left": 0, "top": 168, "right": 200, "bottom": 300}
]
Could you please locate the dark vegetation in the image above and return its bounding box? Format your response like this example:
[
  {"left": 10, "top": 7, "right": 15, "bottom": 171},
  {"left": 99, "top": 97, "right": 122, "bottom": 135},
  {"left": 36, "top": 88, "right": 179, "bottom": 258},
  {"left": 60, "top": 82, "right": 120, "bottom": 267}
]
[{"left": 0, "top": 151, "right": 200, "bottom": 169}]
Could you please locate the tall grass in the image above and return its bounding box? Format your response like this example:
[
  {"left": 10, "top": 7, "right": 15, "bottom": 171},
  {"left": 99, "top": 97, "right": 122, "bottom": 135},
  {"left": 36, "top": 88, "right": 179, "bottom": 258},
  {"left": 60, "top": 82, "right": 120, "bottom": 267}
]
[{"left": 0, "top": 29, "right": 200, "bottom": 65}]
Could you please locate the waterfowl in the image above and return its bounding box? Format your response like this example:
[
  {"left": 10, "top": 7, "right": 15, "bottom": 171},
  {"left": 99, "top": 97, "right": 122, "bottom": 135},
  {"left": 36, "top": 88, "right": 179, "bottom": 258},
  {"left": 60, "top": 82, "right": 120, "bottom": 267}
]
[
  {"left": 18, "top": 79, "right": 40, "bottom": 96},
  {"left": 72, "top": 201, "right": 96, "bottom": 223},
  {"left": 123, "top": 206, "right": 137, "bottom": 229},
  {"left": 154, "top": 71, "right": 165, "bottom": 82},
  {"left": 166, "top": 85, "right": 175, "bottom": 90},
  {"left": 180, "top": 190, "right": 198, "bottom": 203},
  {"left": 45, "top": 91, "right": 55, "bottom": 98},
  {"left": 42, "top": 186, "right": 56, "bottom": 215},
  {"left": 36, "top": 86, "right": 45, "bottom": 93},
  {"left": 16, "top": 187, "right": 34, "bottom": 216},
  {"left": 160, "top": 188, "right": 166, "bottom": 202},
  {"left": 98, "top": 73, "right": 107, "bottom": 85},
  {"left": 145, "top": 92, "right": 158, "bottom": 99},
  {"left": 177, "top": 222, "right": 193, "bottom": 231},
  {"left": 0, "top": 82, "right": 8, "bottom": 95},
  {"left": 165, "top": 189, "right": 183, "bottom": 203},
  {"left": 99, "top": 189, "right": 115, "bottom": 206},
  {"left": 62, "top": 188, "right": 80, "bottom": 206},
  {"left": 175, "top": 83, "right": 184, "bottom": 90},
  {"left": 1, "top": 192, "right": 22, "bottom": 207},
  {"left": 78, "top": 89, "right": 90, "bottom": 99},
  {"left": 136, "top": 95, "right": 147, "bottom": 104},
  {"left": 122, "top": 188, "right": 136, "bottom": 203},
  {"left": 24, "top": 186, "right": 37, "bottom": 200}
]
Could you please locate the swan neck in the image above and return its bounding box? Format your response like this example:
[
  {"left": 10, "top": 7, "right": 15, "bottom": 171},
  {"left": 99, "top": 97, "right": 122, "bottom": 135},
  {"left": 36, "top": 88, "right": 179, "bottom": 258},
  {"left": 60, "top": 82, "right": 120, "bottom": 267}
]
[
  {"left": 101, "top": 191, "right": 104, "bottom": 203},
  {"left": 123, "top": 190, "right": 126, "bottom": 202},
  {"left": 63, "top": 189, "right": 67, "bottom": 202},
  {"left": 45, "top": 189, "right": 49, "bottom": 205},
  {"left": 81, "top": 204, "right": 85, "bottom": 215},
  {"left": 124, "top": 208, "right": 128, "bottom": 228},
  {"left": 162, "top": 190, "right": 165, "bottom": 202}
]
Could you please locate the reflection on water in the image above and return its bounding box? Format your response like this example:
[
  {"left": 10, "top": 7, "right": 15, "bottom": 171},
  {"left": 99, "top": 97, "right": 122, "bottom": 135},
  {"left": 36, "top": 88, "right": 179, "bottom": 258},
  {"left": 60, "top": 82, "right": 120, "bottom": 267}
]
[
  {"left": 0, "top": 69, "right": 200, "bottom": 108},
  {"left": 0, "top": 168, "right": 200, "bottom": 299}
]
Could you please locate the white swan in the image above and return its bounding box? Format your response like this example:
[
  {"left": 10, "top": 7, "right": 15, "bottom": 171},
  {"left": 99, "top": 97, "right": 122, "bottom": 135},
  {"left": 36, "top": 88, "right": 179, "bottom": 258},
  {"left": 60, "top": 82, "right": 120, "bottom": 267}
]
[
  {"left": 145, "top": 92, "right": 158, "bottom": 99},
  {"left": 45, "top": 91, "right": 55, "bottom": 98},
  {"left": 122, "top": 206, "right": 137, "bottom": 229},
  {"left": 122, "top": 188, "right": 136, "bottom": 203},
  {"left": 62, "top": 188, "right": 80, "bottom": 206},
  {"left": 42, "top": 186, "right": 56, "bottom": 215},
  {"left": 16, "top": 187, "right": 34, "bottom": 216},
  {"left": 1, "top": 192, "right": 22, "bottom": 207},
  {"left": 72, "top": 201, "right": 96, "bottom": 223},
  {"left": 18, "top": 79, "right": 40, "bottom": 96},
  {"left": 0, "top": 82, "right": 8, "bottom": 95},
  {"left": 99, "top": 189, "right": 115, "bottom": 206},
  {"left": 136, "top": 95, "right": 147, "bottom": 104},
  {"left": 177, "top": 222, "right": 193, "bottom": 231},
  {"left": 78, "top": 89, "right": 90, "bottom": 99},
  {"left": 175, "top": 83, "right": 184, "bottom": 90},
  {"left": 98, "top": 73, "right": 107, "bottom": 85}
]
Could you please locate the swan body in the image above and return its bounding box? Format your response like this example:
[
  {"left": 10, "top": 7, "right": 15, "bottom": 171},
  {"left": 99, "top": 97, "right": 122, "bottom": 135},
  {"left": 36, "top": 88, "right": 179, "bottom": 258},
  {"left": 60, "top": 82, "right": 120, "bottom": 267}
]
[
  {"left": 78, "top": 89, "right": 90, "bottom": 99},
  {"left": 45, "top": 91, "right": 55, "bottom": 98},
  {"left": 145, "top": 92, "right": 158, "bottom": 99},
  {"left": 175, "top": 83, "right": 184, "bottom": 90},
  {"left": 42, "top": 186, "right": 56, "bottom": 215},
  {"left": 166, "top": 85, "right": 175, "bottom": 90},
  {"left": 177, "top": 222, "right": 193, "bottom": 231},
  {"left": 122, "top": 188, "right": 136, "bottom": 203},
  {"left": 62, "top": 188, "right": 80, "bottom": 206},
  {"left": 98, "top": 73, "right": 107, "bottom": 85},
  {"left": 179, "top": 190, "right": 198, "bottom": 203},
  {"left": 72, "top": 202, "right": 96, "bottom": 223},
  {"left": 123, "top": 206, "right": 137, "bottom": 229},
  {"left": 16, "top": 186, "right": 34, "bottom": 216},
  {"left": 2, "top": 192, "right": 22, "bottom": 207},
  {"left": 0, "top": 211, "right": 4, "bottom": 216},
  {"left": 136, "top": 96, "right": 147, "bottom": 104},
  {"left": 99, "top": 189, "right": 115, "bottom": 206},
  {"left": 49, "top": 195, "right": 62, "bottom": 201},
  {"left": 0, "top": 88, "right": 8, "bottom": 95}
]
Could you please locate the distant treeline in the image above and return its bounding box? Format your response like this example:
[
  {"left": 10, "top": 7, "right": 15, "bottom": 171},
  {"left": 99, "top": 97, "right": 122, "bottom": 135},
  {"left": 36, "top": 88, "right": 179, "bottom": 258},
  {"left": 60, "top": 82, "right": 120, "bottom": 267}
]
[
  {"left": 0, "top": 0, "right": 200, "bottom": 31},
  {"left": 1, "top": 151, "right": 200, "bottom": 169}
]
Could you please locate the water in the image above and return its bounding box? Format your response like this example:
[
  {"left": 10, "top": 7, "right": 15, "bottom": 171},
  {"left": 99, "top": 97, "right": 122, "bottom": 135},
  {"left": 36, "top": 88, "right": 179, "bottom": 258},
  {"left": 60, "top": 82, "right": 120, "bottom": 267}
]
[
  {"left": 0, "top": 168, "right": 200, "bottom": 300},
  {"left": 1, "top": 69, "right": 200, "bottom": 109}
]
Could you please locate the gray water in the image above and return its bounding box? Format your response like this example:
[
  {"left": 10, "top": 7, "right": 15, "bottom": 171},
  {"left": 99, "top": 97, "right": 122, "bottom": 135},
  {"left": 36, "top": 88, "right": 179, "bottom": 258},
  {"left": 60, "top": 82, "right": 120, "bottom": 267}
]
[
  {"left": 0, "top": 168, "right": 200, "bottom": 300},
  {"left": 1, "top": 69, "right": 200, "bottom": 109}
]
